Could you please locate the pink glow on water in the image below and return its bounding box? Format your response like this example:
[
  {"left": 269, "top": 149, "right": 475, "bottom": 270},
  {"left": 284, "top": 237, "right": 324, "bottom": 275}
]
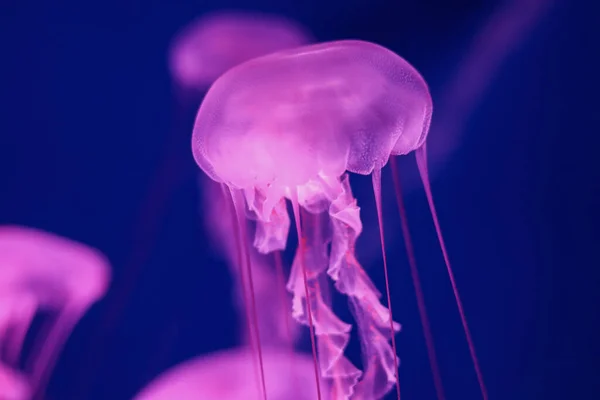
[{"left": 0, "top": 226, "right": 111, "bottom": 399}]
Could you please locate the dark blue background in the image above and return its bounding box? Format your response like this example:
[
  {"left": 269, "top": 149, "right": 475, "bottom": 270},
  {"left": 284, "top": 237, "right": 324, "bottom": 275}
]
[{"left": 1, "top": 0, "right": 597, "bottom": 399}]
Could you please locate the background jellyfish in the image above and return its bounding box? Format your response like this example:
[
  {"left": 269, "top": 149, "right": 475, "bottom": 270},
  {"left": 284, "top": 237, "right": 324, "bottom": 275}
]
[
  {"left": 0, "top": 225, "right": 111, "bottom": 399},
  {"left": 170, "top": 11, "right": 312, "bottom": 94},
  {"left": 191, "top": 39, "right": 489, "bottom": 400},
  {"left": 405, "top": 0, "right": 552, "bottom": 187}
]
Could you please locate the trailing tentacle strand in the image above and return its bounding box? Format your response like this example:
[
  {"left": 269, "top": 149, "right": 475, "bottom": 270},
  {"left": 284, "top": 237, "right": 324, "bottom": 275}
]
[
  {"left": 328, "top": 174, "right": 401, "bottom": 400},
  {"left": 286, "top": 208, "right": 362, "bottom": 400}
]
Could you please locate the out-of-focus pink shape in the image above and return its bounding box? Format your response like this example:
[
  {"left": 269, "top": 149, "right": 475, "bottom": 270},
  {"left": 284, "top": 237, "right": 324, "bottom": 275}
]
[
  {"left": 427, "top": 0, "right": 550, "bottom": 176},
  {"left": 134, "top": 347, "right": 327, "bottom": 400},
  {"left": 170, "top": 11, "right": 312, "bottom": 91},
  {"left": 0, "top": 225, "right": 111, "bottom": 399},
  {"left": 192, "top": 40, "right": 436, "bottom": 400},
  {"left": 0, "top": 364, "right": 29, "bottom": 400}
]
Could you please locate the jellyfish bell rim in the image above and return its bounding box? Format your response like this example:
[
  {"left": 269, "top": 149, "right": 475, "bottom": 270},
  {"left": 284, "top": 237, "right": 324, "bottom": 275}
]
[{"left": 191, "top": 39, "right": 433, "bottom": 194}]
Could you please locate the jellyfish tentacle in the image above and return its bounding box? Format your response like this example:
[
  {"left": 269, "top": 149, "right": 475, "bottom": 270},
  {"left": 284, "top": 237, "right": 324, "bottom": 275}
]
[
  {"left": 252, "top": 195, "right": 290, "bottom": 254},
  {"left": 372, "top": 167, "right": 402, "bottom": 400},
  {"left": 416, "top": 146, "right": 488, "bottom": 400},
  {"left": 272, "top": 251, "right": 294, "bottom": 348},
  {"left": 29, "top": 306, "right": 85, "bottom": 399},
  {"left": 221, "top": 184, "right": 258, "bottom": 350},
  {"left": 4, "top": 293, "right": 36, "bottom": 366},
  {"left": 212, "top": 183, "right": 298, "bottom": 349},
  {"left": 290, "top": 194, "right": 324, "bottom": 400},
  {"left": 286, "top": 206, "right": 361, "bottom": 400},
  {"left": 220, "top": 184, "right": 269, "bottom": 398},
  {"left": 270, "top": 249, "right": 301, "bottom": 394},
  {"left": 390, "top": 156, "right": 445, "bottom": 400},
  {"left": 230, "top": 188, "right": 269, "bottom": 400},
  {"left": 328, "top": 174, "right": 401, "bottom": 400}
]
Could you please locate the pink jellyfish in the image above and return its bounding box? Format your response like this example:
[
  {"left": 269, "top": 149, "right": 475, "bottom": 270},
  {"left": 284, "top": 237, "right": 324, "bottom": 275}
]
[
  {"left": 192, "top": 40, "right": 488, "bottom": 400},
  {"left": 82, "top": 12, "right": 313, "bottom": 394},
  {"left": 170, "top": 11, "right": 312, "bottom": 93},
  {"left": 134, "top": 347, "right": 327, "bottom": 400},
  {"left": 0, "top": 225, "right": 111, "bottom": 399}
]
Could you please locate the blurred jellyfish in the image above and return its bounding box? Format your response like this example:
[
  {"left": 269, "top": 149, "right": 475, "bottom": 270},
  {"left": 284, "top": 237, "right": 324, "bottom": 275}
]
[
  {"left": 81, "top": 11, "right": 313, "bottom": 393},
  {"left": 170, "top": 11, "right": 312, "bottom": 94},
  {"left": 403, "top": 0, "right": 551, "bottom": 188},
  {"left": 0, "top": 225, "right": 110, "bottom": 399},
  {"left": 192, "top": 40, "right": 489, "bottom": 399},
  {"left": 134, "top": 347, "right": 327, "bottom": 400}
]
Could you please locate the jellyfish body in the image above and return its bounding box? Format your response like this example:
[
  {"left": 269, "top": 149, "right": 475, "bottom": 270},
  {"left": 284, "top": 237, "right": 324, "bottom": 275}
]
[
  {"left": 170, "top": 11, "right": 312, "bottom": 92},
  {"left": 0, "top": 225, "right": 111, "bottom": 399},
  {"left": 134, "top": 347, "right": 327, "bottom": 400},
  {"left": 192, "top": 38, "right": 491, "bottom": 400},
  {"left": 191, "top": 40, "right": 435, "bottom": 400}
]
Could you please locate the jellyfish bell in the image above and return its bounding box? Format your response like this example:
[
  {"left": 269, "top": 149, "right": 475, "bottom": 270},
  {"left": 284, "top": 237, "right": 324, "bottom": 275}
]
[
  {"left": 0, "top": 225, "right": 111, "bottom": 399},
  {"left": 192, "top": 40, "right": 430, "bottom": 199},
  {"left": 134, "top": 347, "right": 328, "bottom": 400},
  {"left": 169, "top": 11, "right": 312, "bottom": 93},
  {"left": 192, "top": 39, "right": 487, "bottom": 400}
]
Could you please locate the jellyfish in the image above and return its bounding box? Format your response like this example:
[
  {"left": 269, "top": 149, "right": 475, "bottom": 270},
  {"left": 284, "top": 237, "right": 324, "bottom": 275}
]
[
  {"left": 80, "top": 11, "right": 313, "bottom": 393},
  {"left": 191, "top": 40, "right": 488, "bottom": 399},
  {"left": 0, "top": 225, "right": 111, "bottom": 399},
  {"left": 133, "top": 347, "right": 327, "bottom": 400}
]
